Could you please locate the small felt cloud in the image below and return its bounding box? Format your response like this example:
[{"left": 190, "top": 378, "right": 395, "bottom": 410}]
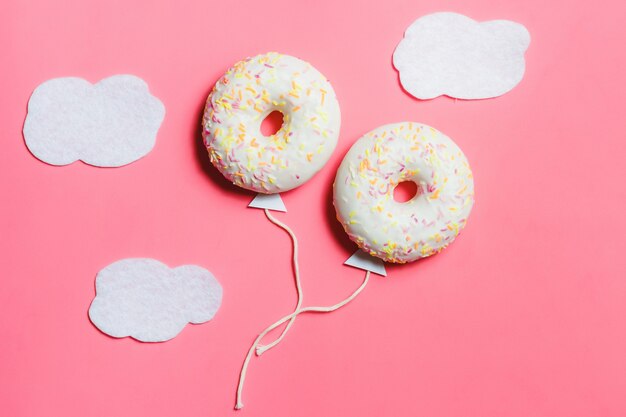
[
  {"left": 393, "top": 12, "right": 530, "bottom": 100},
  {"left": 89, "top": 258, "right": 222, "bottom": 342},
  {"left": 23, "top": 75, "right": 165, "bottom": 167}
]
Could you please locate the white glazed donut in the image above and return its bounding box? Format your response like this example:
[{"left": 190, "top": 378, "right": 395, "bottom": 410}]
[
  {"left": 334, "top": 122, "right": 474, "bottom": 263},
  {"left": 202, "top": 52, "right": 341, "bottom": 193}
]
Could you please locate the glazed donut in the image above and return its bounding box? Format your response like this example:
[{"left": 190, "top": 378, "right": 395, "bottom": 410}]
[
  {"left": 334, "top": 122, "right": 474, "bottom": 263},
  {"left": 202, "top": 52, "right": 341, "bottom": 193}
]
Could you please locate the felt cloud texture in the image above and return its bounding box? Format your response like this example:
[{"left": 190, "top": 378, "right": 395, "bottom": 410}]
[
  {"left": 393, "top": 12, "right": 530, "bottom": 100},
  {"left": 89, "top": 259, "right": 223, "bottom": 342},
  {"left": 23, "top": 75, "right": 165, "bottom": 167}
]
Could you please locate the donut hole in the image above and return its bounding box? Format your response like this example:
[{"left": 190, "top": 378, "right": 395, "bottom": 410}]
[
  {"left": 393, "top": 181, "right": 419, "bottom": 203},
  {"left": 260, "top": 110, "right": 284, "bottom": 136}
]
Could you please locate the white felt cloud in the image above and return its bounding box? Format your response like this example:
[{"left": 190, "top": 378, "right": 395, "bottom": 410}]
[
  {"left": 89, "top": 259, "right": 222, "bottom": 342},
  {"left": 393, "top": 12, "right": 530, "bottom": 100},
  {"left": 23, "top": 75, "right": 165, "bottom": 167}
]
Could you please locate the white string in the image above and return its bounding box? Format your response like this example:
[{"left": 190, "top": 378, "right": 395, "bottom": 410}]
[
  {"left": 235, "top": 270, "right": 370, "bottom": 410},
  {"left": 255, "top": 209, "right": 303, "bottom": 356}
]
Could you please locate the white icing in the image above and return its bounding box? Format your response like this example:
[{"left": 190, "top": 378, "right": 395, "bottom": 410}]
[
  {"left": 203, "top": 52, "right": 341, "bottom": 193},
  {"left": 334, "top": 122, "right": 474, "bottom": 263}
]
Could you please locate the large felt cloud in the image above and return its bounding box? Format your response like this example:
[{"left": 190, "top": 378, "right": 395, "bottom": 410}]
[
  {"left": 393, "top": 12, "right": 530, "bottom": 100},
  {"left": 23, "top": 75, "right": 165, "bottom": 167},
  {"left": 89, "top": 259, "right": 222, "bottom": 342}
]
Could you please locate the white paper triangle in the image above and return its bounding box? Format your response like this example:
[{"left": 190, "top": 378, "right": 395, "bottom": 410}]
[
  {"left": 344, "top": 250, "right": 387, "bottom": 277},
  {"left": 248, "top": 193, "right": 287, "bottom": 212}
]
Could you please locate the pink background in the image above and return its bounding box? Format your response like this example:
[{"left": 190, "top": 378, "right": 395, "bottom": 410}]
[{"left": 1, "top": 0, "right": 625, "bottom": 416}]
